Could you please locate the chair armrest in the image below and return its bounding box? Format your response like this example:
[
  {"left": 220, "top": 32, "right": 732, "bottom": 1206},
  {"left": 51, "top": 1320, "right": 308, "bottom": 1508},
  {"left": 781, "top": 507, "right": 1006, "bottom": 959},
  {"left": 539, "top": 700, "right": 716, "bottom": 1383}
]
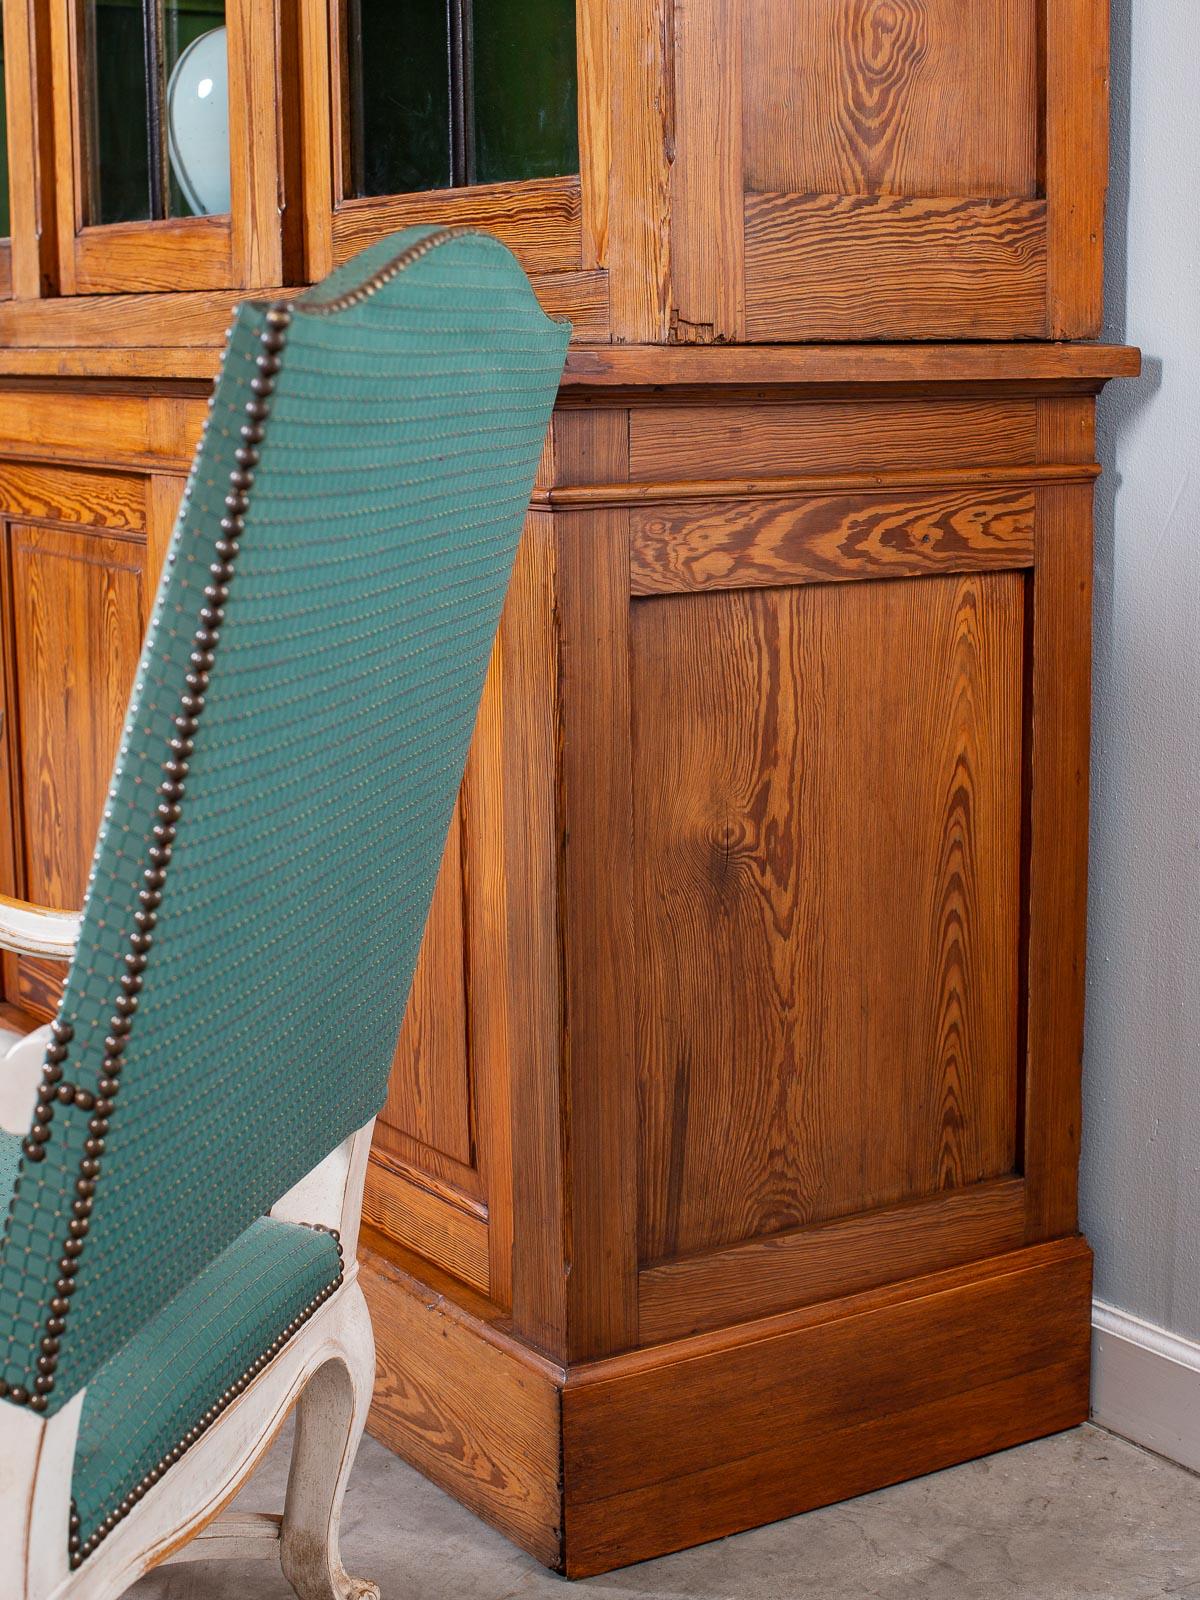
[{"left": 0, "top": 894, "right": 82, "bottom": 960}]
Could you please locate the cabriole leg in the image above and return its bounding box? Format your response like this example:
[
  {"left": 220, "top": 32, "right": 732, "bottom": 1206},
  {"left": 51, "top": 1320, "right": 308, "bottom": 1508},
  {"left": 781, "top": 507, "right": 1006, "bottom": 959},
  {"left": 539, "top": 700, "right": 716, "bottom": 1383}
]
[{"left": 280, "top": 1288, "right": 379, "bottom": 1600}]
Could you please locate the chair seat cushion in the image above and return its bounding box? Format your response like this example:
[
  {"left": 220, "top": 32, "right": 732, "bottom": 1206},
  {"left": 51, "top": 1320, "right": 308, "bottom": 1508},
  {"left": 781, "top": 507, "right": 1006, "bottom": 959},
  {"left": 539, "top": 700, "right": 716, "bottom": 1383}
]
[
  {"left": 0, "top": 1128, "right": 21, "bottom": 1206},
  {"left": 72, "top": 1216, "right": 343, "bottom": 1554}
]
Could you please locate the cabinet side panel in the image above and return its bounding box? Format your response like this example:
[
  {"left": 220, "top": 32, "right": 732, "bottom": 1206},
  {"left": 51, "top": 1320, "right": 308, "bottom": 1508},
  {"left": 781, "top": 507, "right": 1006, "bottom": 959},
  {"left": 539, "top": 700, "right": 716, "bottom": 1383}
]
[{"left": 633, "top": 571, "right": 1024, "bottom": 1263}]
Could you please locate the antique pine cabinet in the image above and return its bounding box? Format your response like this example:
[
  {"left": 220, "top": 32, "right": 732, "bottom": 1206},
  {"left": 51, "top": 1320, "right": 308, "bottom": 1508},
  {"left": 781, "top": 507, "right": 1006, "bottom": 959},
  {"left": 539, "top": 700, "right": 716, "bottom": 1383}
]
[{"left": 0, "top": 0, "right": 1136, "bottom": 1576}]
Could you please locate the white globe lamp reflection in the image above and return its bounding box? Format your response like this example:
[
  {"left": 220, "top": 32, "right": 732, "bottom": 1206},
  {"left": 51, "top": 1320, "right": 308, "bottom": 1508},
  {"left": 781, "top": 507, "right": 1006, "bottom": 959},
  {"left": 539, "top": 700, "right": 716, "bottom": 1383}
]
[{"left": 167, "top": 26, "right": 230, "bottom": 216}]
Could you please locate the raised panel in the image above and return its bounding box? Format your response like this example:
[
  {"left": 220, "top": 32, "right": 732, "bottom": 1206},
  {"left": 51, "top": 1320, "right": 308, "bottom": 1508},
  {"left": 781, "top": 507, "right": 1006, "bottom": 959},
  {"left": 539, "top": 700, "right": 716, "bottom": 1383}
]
[
  {"left": 629, "top": 488, "right": 1035, "bottom": 595},
  {"left": 744, "top": 193, "right": 1047, "bottom": 342},
  {"left": 633, "top": 571, "right": 1024, "bottom": 1264},
  {"left": 743, "top": 0, "right": 1040, "bottom": 198},
  {"left": 377, "top": 804, "right": 474, "bottom": 1169},
  {"left": 7, "top": 522, "right": 148, "bottom": 1009}
]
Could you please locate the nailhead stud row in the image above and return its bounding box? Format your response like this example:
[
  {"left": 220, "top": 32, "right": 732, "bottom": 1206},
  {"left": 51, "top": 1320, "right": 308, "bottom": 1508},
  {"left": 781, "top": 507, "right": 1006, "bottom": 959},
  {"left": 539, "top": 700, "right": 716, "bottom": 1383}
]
[
  {"left": 69, "top": 1228, "right": 344, "bottom": 1568},
  {"left": 6, "top": 304, "right": 292, "bottom": 1445}
]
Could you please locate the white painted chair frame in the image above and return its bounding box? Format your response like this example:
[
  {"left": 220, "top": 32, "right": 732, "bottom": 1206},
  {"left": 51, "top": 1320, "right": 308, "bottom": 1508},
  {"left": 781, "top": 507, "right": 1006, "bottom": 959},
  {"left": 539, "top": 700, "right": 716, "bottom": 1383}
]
[{"left": 0, "top": 896, "right": 381, "bottom": 1600}]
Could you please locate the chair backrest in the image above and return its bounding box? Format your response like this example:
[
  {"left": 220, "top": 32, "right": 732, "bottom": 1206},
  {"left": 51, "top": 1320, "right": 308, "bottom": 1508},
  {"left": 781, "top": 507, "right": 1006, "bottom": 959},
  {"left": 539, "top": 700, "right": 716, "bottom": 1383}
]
[{"left": 0, "top": 228, "right": 568, "bottom": 1415}]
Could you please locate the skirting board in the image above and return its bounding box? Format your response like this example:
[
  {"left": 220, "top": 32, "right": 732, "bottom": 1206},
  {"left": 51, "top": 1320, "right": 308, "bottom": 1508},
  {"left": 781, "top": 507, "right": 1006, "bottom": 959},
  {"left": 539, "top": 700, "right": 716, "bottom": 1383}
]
[
  {"left": 363, "top": 1237, "right": 1093, "bottom": 1576},
  {"left": 1092, "top": 1300, "right": 1200, "bottom": 1475}
]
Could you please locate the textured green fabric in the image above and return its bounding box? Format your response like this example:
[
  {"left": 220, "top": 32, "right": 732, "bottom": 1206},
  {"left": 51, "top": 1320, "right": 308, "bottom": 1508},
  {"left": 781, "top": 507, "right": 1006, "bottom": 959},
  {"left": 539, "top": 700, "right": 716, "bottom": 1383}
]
[
  {"left": 0, "top": 1130, "right": 19, "bottom": 1206},
  {"left": 72, "top": 1217, "right": 342, "bottom": 1549},
  {"left": 0, "top": 228, "right": 568, "bottom": 1411}
]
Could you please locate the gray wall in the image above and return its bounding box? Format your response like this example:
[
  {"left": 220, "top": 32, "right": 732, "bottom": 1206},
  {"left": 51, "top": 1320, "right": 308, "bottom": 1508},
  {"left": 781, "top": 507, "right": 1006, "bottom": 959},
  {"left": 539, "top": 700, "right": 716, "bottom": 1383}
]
[{"left": 1082, "top": 0, "right": 1200, "bottom": 1339}]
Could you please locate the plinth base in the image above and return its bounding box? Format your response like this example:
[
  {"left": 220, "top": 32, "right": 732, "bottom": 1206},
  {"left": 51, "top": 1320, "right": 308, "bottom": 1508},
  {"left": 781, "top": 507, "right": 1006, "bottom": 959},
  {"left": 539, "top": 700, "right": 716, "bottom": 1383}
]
[{"left": 361, "top": 1235, "right": 1092, "bottom": 1578}]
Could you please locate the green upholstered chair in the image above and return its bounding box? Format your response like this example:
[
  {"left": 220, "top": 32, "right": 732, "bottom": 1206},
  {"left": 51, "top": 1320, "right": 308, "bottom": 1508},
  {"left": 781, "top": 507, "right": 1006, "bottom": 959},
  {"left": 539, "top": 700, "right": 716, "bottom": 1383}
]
[{"left": 0, "top": 227, "right": 568, "bottom": 1600}]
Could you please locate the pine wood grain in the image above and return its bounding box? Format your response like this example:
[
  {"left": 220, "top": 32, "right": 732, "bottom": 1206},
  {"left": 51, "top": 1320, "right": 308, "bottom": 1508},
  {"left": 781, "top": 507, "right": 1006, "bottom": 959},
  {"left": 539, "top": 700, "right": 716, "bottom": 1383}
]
[
  {"left": 560, "top": 343, "right": 1141, "bottom": 395},
  {"left": 464, "top": 632, "right": 518, "bottom": 1311},
  {"left": 629, "top": 486, "right": 1035, "bottom": 594},
  {"left": 8, "top": 521, "right": 148, "bottom": 1010},
  {"left": 1045, "top": 0, "right": 1110, "bottom": 337},
  {"left": 146, "top": 473, "right": 186, "bottom": 587},
  {"left": 330, "top": 178, "right": 584, "bottom": 276},
  {"left": 0, "top": 461, "right": 145, "bottom": 530},
  {"left": 361, "top": 1245, "right": 564, "bottom": 1570},
  {"left": 361, "top": 1162, "right": 490, "bottom": 1295},
  {"left": 670, "top": 0, "right": 744, "bottom": 342},
  {"left": 553, "top": 425, "right": 641, "bottom": 1359},
  {"left": 0, "top": 387, "right": 202, "bottom": 469},
  {"left": 629, "top": 399, "right": 1039, "bottom": 480},
  {"left": 577, "top": 0, "right": 610, "bottom": 270},
  {"left": 638, "top": 1176, "right": 1027, "bottom": 1342},
  {"left": 743, "top": 0, "right": 1039, "bottom": 199},
  {"left": 380, "top": 811, "right": 474, "bottom": 1170},
  {"left": 606, "top": 0, "right": 672, "bottom": 340},
  {"left": 504, "top": 514, "right": 569, "bottom": 1355},
  {"left": 72, "top": 218, "right": 235, "bottom": 296},
  {"left": 227, "top": 0, "right": 287, "bottom": 287},
  {"left": 1022, "top": 400, "right": 1095, "bottom": 1241},
  {"left": 563, "top": 1239, "right": 1092, "bottom": 1575},
  {"left": 2, "top": 0, "right": 56, "bottom": 299},
  {"left": 745, "top": 193, "right": 1048, "bottom": 342},
  {"left": 633, "top": 571, "right": 1023, "bottom": 1262}
]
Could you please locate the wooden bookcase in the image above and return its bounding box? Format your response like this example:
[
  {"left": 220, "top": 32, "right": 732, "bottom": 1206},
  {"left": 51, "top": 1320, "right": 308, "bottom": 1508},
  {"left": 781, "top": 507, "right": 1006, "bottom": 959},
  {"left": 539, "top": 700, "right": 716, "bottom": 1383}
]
[{"left": 0, "top": 0, "right": 1136, "bottom": 1575}]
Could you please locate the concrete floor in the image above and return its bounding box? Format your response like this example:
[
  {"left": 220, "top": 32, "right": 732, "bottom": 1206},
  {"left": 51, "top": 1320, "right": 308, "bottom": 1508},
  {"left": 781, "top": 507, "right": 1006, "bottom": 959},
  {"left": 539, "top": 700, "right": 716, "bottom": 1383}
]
[{"left": 131, "top": 1423, "right": 1199, "bottom": 1600}]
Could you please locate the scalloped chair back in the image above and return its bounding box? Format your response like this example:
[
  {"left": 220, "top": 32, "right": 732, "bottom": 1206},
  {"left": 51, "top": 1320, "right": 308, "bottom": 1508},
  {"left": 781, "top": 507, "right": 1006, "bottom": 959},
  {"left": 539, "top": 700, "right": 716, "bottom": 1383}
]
[{"left": 0, "top": 227, "right": 568, "bottom": 1416}]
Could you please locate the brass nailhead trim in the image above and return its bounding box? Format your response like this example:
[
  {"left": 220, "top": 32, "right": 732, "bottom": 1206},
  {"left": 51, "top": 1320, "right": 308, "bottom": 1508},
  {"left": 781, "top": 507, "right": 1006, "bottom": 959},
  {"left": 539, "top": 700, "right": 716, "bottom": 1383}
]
[
  {"left": 68, "top": 1228, "right": 345, "bottom": 1568},
  {"left": 297, "top": 227, "right": 479, "bottom": 315},
  {"left": 9, "top": 307, "right": 294, "bottom": 1457}
]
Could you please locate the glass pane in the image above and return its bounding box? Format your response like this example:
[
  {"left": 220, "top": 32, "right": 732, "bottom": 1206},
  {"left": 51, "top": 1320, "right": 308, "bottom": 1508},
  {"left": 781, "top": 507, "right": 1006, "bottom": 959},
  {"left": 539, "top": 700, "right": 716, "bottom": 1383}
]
[
  {"left": 348, "top": 0, "right": 451, "bottom": 197},
  {"left": 473, "top": 0, "right": 578, "bottom": 185},
  {"left": 0, "top": 2, "right": 10, "bottom": 239},
  {"left": 88, "top": 0, "right": 151, "bottom": 223},
  {"left": 164, "top": 0, "right": 228, "bottom": 217},
  {"left": 86, "top": 0, "right": 228, "bottom": 226}
]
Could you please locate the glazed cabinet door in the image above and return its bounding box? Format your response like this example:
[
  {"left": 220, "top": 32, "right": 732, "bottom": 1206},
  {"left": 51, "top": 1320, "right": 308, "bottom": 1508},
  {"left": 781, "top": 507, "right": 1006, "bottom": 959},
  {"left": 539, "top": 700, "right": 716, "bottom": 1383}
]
[
  {"left": 671, "top": 0, "right": 1108, "bottom": 341},
  {"left": 297, "top": 0, "right": 608, "bottom": 337},
  {"left": 47, "top": 0, "right": 287, "bottom": 292}
]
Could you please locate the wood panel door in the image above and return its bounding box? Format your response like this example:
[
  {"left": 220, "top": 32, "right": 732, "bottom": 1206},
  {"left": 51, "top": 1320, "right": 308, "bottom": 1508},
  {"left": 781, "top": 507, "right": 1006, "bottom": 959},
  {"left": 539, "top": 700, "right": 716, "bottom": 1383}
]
[
  {"left": 671, "top": 0, "right": 1108, "bottom": 341},
  {"left": 1, "top": 517, "right": 148, "bottom": 1013}
]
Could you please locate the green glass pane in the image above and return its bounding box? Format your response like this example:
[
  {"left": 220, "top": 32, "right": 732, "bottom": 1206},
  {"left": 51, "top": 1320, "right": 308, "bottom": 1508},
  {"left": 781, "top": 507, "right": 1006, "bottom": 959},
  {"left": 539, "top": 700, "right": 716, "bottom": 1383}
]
[
  {"left": 164, "top": 0, "right": 227, "bottom": 218},
  {"left": 87, "top": 0, "right": 226, "bottom": 226},
  {"left": 472, "top": 0, "right": 578, "bottom": 185},
  {"left": 89, "top": 0, "right": 151, "bottom": 224},
  {"left": 349, "top": 0, "right": 451, "bottom": 197},
  {"left": 0, "top": 3, "right": 10, "bottom": 240}
]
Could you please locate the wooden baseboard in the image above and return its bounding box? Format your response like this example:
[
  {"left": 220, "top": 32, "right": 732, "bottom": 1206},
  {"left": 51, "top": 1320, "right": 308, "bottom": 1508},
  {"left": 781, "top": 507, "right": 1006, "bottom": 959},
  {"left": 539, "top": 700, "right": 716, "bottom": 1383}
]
[
  {"left": 359, "top": 1243, "right": 565, "bottom": 1569},
  {"left": 361, "top": 1236, "right": 1093, "bottom": 1577},
  {"left": 1092, "top": 1300, "right": 1200, "bottom": 1474}
]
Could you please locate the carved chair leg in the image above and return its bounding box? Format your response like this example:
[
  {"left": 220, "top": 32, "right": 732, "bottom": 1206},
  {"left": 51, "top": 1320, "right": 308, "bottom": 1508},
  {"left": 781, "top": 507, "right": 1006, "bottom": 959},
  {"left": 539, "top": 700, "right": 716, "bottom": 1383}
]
[{"left": 280, "top": 1290, "right": 380, "bottom": 1600}]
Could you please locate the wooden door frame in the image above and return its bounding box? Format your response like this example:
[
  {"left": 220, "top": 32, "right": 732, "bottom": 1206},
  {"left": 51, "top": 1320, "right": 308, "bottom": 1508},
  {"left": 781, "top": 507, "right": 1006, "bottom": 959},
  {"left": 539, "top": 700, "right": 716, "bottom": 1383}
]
[
  {"left": 1, "top": 0, "right": 58, "bottom": 299},
  {"left": 296, "top": 0, "right": 611, "bottom": 338}
]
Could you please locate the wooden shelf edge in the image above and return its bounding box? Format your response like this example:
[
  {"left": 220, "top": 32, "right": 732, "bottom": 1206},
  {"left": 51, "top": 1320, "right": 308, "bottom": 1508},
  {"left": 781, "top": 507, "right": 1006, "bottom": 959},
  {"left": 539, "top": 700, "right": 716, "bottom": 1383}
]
[
  {"left": 562, "top": 342, "right": 1143, "bottom": 394},
  {"left": 0, "top": 337, "right": 1141, "bottom": 389},
  {"left": 0, "top": 347, "right": 224, "bottom": 380}
]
